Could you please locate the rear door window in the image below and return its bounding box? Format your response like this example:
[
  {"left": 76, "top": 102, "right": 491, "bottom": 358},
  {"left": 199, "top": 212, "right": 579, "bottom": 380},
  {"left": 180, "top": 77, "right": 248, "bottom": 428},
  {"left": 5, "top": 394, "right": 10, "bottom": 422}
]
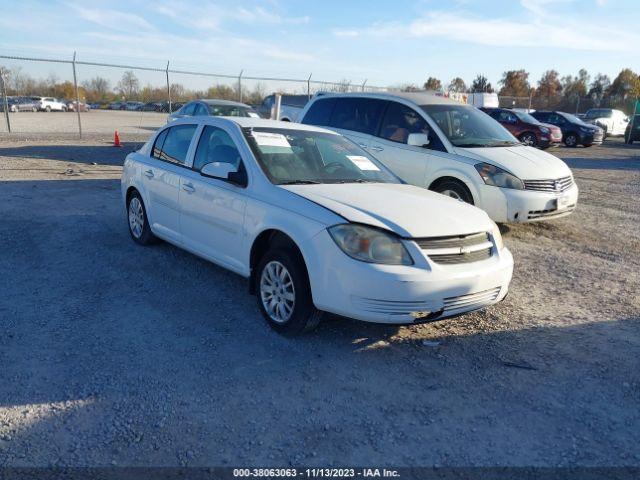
[
  {"left": 329, "top": 98, "right": 386, "bottom": 135},
  {"left": 153, "top": 124, "right": 197, "bottom": 165},
  {"left": 302, "top": 98, "right": 336, "bottom": 126}
]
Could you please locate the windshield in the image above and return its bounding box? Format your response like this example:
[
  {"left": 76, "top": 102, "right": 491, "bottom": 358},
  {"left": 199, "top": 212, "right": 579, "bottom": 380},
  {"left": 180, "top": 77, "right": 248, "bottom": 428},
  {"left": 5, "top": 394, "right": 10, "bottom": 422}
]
[
  {"left": 584, "top": 109, "right": 611, "bottom": 119},
  {"left": 208, "top": 104, "right": 257, "bottom": 117},
  {"left": 244, "top": 128, "right": 399, "bottom": 185},
  {"left": 561, "top": 112, "right": 589, "bottom": 125},
  {"left": 421, "top": 104, "right": 519, "bottom": 147},
  {"left": 514, "top": 111, "right": 542, "bottom": 124}
]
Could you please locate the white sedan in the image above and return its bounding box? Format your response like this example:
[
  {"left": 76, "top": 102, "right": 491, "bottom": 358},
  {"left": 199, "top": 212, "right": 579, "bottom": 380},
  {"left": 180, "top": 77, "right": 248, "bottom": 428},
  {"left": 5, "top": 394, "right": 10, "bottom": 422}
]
[{"left": 121, "top": 117, "right": 514, "bottom": 334}]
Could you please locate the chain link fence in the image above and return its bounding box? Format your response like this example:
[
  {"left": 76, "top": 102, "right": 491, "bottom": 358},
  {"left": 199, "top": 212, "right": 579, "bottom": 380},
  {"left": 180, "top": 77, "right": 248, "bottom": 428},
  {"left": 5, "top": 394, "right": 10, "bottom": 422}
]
[
  {"left": 499, "top": 94, "right": 636, "bottom": 115},
  {"left": 0, "top": 53, "right": 390, "bottom": 137}
]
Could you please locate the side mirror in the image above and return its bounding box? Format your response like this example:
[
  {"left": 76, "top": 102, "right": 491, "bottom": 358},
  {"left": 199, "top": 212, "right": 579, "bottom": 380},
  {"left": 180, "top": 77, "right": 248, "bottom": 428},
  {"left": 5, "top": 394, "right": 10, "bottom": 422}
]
[
  {"left": 200, "top": 162, "right": 238, "bottom": 180},
  {"left": 407, "top": 133, "right": 430, "bottom": 148}
]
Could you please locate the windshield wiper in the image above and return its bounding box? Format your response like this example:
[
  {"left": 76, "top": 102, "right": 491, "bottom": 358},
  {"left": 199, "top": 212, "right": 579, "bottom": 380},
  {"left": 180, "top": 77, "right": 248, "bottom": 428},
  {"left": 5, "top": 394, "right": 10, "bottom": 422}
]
[
  {"left": 277, "top": 180, "right": 322, "bottom": 185},
  {"left": 331, "top": 178, "right": 378, "bottom": 184}
]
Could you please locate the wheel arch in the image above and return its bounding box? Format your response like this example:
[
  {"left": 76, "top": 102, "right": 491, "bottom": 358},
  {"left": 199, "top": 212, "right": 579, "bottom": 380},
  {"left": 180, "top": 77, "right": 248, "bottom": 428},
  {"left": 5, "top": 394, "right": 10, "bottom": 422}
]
[
  {"left": 428, "top": 174, "right": 479, "bottom": 205},
  {"left": 248, "top": 229, "right": 310, "bottom": 295}
]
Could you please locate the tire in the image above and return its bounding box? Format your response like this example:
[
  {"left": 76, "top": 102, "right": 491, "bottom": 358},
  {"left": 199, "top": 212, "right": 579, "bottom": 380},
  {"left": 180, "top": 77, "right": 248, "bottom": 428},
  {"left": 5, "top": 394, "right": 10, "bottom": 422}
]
[
  {"left": 432, "top": 179, "right": 474, "bottom": 204},
  {"left": 126, "top": 190, "right": 157, "bottom": 246},
  {"left": 32, "top": 107, "right": 37, "bottom": 112},
  {"left": 518, "top": 132, "right": 538, "bottom": 147},
  {"left": 62, "top": 107, "right": 67, "bottom": 112},
  {"left": 45, "top": 106, "right": 51, "bottom": 112},
  {"left": 255, "top": 248, "right": 322, "bottom": 335},
  {"left": 564, "top": 133, "right": 578, "bottom": 148}
]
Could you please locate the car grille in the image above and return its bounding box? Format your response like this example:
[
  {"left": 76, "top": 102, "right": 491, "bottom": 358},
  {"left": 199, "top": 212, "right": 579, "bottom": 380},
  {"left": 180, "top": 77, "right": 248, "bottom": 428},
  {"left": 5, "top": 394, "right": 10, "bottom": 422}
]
[
  {"left": 528, "top": 204, "right": 576, "bottom": 220},
  {"left": 351, "top": 297, "right": 433, "bottom": 316},
  {"left": 523, "top": 175, "right": 573, "bottom": 193},
  {"left": 415, "top": 232, "right": 493, "bottom": 265},
  {"left": 443, "top": 287, "right": 502, "bottom": 315}
]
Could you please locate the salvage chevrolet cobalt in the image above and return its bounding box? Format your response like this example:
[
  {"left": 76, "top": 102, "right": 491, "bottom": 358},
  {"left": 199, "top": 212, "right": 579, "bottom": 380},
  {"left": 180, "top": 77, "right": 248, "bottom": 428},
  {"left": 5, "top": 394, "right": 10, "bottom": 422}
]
[{"left": 121, "top": 117, "right": 513, "bottom": 333}]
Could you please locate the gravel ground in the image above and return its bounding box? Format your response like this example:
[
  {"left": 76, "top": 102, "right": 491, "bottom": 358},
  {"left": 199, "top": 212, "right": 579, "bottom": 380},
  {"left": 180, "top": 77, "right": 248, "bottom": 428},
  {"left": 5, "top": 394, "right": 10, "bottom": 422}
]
[{"left": 0, "top": 136, "right": 638, "bottom": 468}]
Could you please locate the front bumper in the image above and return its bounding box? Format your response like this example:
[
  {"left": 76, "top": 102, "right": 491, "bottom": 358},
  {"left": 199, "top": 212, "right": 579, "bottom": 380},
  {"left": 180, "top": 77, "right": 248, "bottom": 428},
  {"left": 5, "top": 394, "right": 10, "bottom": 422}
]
[
  {"left": 478, "top": 183, "right": 579, "bottom": 223},
  {"left": 580, "top": 131, "right": 604, "bottom": 145},
  {"left": 304, "top": 231, "right": 514, "bottom": 324}
]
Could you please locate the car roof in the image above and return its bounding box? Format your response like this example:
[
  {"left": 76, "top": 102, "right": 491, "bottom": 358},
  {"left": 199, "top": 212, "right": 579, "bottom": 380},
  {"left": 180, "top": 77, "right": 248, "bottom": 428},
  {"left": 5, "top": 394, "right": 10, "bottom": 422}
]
[
  {"left": 315, "top": 91, "right": 461, "bottom": 106},
  {"left": 196, "top": 99, "right": 252, "bottom": 108},
  {"left": 167, "top": 115, "right": 338, "bottom": 134}
]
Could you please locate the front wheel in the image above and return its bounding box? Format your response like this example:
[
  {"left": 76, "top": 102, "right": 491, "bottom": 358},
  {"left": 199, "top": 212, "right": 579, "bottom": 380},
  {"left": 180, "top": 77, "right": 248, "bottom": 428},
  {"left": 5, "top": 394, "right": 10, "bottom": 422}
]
[
  {"left": 432, "top": 179, "right": 474, "bottom": 204},
  {"left": 519, "top": 132, "right": 538, "bottom": 147},
  {"left": 127, "top": 191, "right": 157, "bottom": 245},
  {"left": 256, "top": 249, "right": 322, "bottom": 335},
  {"left": 564, "top": 133, "right": 578, "bottom": 147}
]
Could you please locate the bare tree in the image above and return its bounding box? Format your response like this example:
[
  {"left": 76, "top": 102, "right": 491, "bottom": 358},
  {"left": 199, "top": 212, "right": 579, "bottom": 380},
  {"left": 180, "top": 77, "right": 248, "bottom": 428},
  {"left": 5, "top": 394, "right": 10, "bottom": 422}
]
[{"left": 117, "top": 70, "right": 140, "bottom": 100}]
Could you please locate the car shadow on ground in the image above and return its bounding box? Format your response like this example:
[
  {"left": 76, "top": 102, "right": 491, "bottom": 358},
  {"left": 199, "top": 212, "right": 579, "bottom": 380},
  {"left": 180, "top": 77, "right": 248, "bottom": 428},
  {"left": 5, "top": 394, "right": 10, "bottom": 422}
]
[{"left": 0, "top": 142, "right": 142, "bottom": 167}]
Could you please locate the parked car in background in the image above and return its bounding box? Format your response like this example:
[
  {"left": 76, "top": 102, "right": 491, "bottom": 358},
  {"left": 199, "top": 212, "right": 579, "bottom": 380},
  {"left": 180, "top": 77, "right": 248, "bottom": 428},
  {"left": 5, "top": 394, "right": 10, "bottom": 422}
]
[
  {"left": 66, "top": 100, "right": 90, "bottom": 112},
  {"left": 257, "top": 94, "right": 309, "bottom": 121},
  {"left": 481, "top": 107, "right": 562, "bottom": 149},
  {"left": 1, "top": 97, "right": 20, "bottom": 112},
  {"left": 108, "top": 101, "right": 125, "bottom": 110},
  {"left": 583, "top": 108, "right": 629, "bottom": 137},
  {"left": 36, "top": 97, "right": 68, "bottom": 112},
  {"left": 624, "top": 115, "right": 640, "bottom": 144},
  {"left": 299, "top": 92, "right": 579, "bottom": 223},
  {"left": 16, "top": 97, "right": 40, "bottom": 112},
  {"left": 141, "top": 102, "right": 161, "bottom": 111},
  {"left": 125, "top": 101, "right": 144, "bottom": 111},
  {"left": 531, "top": 111, "right": 604, "bottom": 147},
  {"left": 122, "top": 116, "right": 513, "bottom": 333},
  {"left": 167, "top": 99, "right": 259, "bottom": 123}
]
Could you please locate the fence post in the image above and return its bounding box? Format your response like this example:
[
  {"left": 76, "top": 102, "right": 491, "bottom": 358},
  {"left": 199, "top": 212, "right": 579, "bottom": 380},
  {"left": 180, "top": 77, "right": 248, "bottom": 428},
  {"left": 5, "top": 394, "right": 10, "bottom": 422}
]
[
  {"left": 528, "top": 91, "right": 532, "bottom": 112},
  {"left": 0, "top": 68, "right": 10, "bottom": 133},
  {"left": 71, "top": 52, "right": 82, "bottom": 139},
  {"left": 166, "top": 61, "right": 172, "bottom": 113},
  {"left": 575, "top": 96, "right": 580, "bottom": 114},
  {"left": 307, "top": 73, "right": 312, "bottom": 100},
  {"left": 238, "top": 70, "right": 243, "bottom": 103},
  {"left": 362, "top": 79, "right": 367, "bottom": 92}
]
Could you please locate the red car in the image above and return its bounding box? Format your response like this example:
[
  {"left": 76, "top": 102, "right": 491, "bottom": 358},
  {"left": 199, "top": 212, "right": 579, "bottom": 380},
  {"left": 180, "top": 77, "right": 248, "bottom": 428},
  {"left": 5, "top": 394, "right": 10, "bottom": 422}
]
[{"left": 480, "top": 107, "right": 562, "bottom": 149}]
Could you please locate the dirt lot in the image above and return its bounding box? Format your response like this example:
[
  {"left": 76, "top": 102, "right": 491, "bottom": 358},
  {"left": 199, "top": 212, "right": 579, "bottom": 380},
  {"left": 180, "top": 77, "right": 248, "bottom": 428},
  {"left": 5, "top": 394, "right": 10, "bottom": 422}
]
[
  {"left": 0, "top": 136, "right": 638, "bottom": 468},
  {"left": 0, "top": 110, "right": 166, "bottom": 135}
]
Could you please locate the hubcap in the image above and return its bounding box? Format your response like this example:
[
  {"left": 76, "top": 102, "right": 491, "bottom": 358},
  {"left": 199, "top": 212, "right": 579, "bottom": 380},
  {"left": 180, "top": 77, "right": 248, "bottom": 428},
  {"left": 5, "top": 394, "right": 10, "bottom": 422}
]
[
  {"left": 566, "top": 136, "right": 576, "bottom": 146},
  {"left": 260, "top": 261, "right": 295, "bottom": 324},
  {"left": 128, "top": 197, "right": 144, "bottom": 238},
  {"left": 522, "top": 134, "right": 534, "bottom": 145},
  {"left": 441, "top": 189, "right": 463, "bottom": 201}
]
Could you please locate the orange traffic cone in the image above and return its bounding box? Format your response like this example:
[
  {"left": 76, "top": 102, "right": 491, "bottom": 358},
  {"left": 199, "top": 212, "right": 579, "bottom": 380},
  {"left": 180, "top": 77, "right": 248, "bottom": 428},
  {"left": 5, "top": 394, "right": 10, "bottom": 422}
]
[{"left": 113, "top": 130, "right": 122, "bottom": 147}]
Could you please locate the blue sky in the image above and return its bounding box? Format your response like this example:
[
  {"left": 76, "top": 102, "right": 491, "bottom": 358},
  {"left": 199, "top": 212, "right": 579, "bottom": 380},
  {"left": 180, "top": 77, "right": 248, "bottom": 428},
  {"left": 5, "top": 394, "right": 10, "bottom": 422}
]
[{"left": 0, "top": 0, "right": 638, "bottom": 91}]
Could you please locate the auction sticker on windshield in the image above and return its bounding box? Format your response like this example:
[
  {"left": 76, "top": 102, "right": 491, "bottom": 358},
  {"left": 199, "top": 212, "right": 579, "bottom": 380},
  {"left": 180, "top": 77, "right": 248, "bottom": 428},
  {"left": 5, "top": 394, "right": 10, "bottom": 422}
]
[
  {"left": 347, "top": 155, "right": 380, "bottom": 171},
  {"left": 252, "top": 132, "right": 291, "bottom": 148}
]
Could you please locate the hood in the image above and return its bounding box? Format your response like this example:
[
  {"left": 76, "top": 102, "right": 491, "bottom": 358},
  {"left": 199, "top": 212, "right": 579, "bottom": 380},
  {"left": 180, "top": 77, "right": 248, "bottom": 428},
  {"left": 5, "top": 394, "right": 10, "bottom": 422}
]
[
  {"left": 540, "top": 122, "right": 560, "bottom": 131},
  {"left": 281, "top": 183, "right": 492, "bottom": 238},
  {"left": 454, "top": 145, "right": 572, "bottom": 180}
]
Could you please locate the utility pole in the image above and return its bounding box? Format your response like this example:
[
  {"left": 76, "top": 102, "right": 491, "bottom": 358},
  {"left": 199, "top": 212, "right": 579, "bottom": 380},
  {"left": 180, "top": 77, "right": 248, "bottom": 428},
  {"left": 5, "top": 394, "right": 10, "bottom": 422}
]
[
  {"left": 0, "top": 67, "right": 10, "bottom": 133},
  {"left": 72, "top": 52, "right": 82, "bottom": 138}
]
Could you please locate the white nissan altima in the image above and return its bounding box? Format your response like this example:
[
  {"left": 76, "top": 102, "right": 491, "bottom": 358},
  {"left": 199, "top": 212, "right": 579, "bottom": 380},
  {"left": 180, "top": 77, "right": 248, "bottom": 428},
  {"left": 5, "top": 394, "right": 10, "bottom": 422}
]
[{"left": 121, "top": 117, "right": 514, "bottom": 334}]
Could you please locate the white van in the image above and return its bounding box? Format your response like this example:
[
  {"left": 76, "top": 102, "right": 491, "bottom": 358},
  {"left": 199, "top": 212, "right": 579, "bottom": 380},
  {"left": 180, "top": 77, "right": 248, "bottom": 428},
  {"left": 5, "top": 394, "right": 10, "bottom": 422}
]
[{"left": 298, "top": 92, "right": 578, "bottom": 223}]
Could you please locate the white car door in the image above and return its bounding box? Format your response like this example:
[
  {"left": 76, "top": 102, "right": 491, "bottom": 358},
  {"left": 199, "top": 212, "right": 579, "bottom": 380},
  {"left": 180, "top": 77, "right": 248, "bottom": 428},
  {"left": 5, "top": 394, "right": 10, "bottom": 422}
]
[
  {"left": 142, "top": 123, "right": 198, "bottom": 244},
  {"left": 179, "top": 124, "right": 248, "bottom": 274},
  {"left": 368, "top": 101, "right": 447, "bottom": 186}
]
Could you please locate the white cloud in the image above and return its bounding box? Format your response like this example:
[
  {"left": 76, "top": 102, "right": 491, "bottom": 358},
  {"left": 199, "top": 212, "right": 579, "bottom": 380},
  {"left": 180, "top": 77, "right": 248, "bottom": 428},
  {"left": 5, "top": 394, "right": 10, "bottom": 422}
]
[
  {"left": 333, "top": 1, "right": 639, "bottom": 52},
  {"left": 67, "top": 3, "right": 154, "bottom": 32}
]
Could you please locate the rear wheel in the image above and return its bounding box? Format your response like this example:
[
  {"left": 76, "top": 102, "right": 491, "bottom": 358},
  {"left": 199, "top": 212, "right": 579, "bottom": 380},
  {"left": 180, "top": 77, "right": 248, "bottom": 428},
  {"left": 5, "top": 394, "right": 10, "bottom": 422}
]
[
  {"left": 432, "top": 179, "right": 474, "bottom": 204},
  {"left": 256, "top": 248, "right": 322, "bottom": 335},
  {"left": 45, "top": 106, "right": 51, "bottom": 112},
  {"left": 519, "top": 132, "right": 538, "bottom": 147},
  {"left": 564, "top": 133, "right": 578, "bottom": 147}
]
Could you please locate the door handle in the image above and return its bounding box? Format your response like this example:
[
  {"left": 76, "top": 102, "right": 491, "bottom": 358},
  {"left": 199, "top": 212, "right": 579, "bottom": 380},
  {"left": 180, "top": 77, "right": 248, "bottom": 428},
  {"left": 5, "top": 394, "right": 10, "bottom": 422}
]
[
  {"left": 182, "top": 183, "right": 195, "bottom": 193},
  {"left": 370, "top": 146, "right": 384, "bottom": 152},
  {"left": 144, "top": 169, "right": 154, "bottom": 178}
]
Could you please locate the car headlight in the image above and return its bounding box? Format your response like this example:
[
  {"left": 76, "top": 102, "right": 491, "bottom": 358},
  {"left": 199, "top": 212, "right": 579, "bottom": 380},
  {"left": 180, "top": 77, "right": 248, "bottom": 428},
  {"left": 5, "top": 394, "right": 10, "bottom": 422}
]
[
  {"left": 328, "top": 224, "right": 413, "bottom": 265},
  {"left": 491, "top": 222, "right": 504, "bottom": 251},
  {"left": 540, "top": 126, "right": 550, "bottom": 134},
  {"left": 474, "top": 163, "right": 524, "bottom": 190},
  {"left": 580, "top": 126, "right": 592, "bottom": 133}
]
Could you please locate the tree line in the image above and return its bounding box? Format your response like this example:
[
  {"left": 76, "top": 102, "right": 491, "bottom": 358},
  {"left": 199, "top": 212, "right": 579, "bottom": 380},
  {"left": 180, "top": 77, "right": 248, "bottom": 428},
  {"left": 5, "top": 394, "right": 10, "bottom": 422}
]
[{"left": 406, "top": 68, "right": 640, "bottom": 112}]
